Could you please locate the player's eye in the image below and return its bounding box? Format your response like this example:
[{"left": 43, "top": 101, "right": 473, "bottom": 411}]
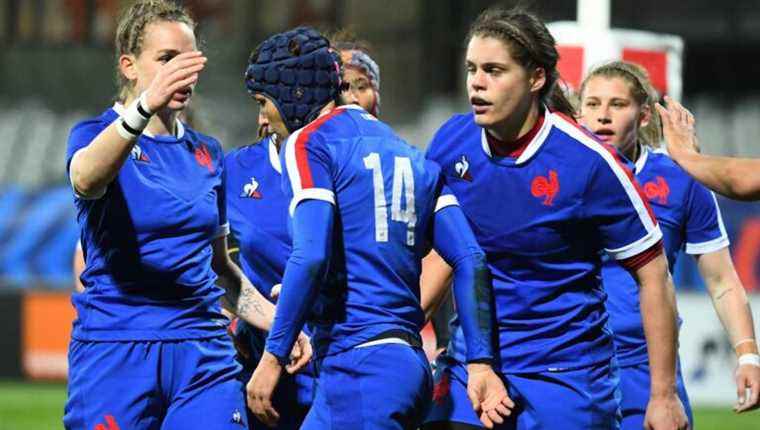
[{"left": 158, "top": 54, "right": 174, "bottom": 63}]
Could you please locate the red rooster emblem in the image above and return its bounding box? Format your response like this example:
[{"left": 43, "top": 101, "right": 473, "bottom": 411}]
[
  {"left": 194, "top": 144, "right": 213, "bottom": 172},
  {"left": 531, "top": 170, "right": 559, "bottom": 206},
  {"left": 643, "top": 176, "right": 670, "bottom": 205}
]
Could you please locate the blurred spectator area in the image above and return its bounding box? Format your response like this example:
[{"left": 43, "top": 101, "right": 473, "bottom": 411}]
[{"left": 0, "top": 0, "right": 759, "bottom": 290}]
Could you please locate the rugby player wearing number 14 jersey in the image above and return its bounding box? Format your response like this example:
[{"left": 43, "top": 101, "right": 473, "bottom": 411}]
[{"left": 243, "top": 27, "right": 509, "bottom": 430}]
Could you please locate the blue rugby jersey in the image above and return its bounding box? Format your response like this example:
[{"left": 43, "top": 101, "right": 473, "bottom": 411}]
[
  {"left": 602, "top": 146, "right": 728, "bottom": 367},
  {"left": 65, "top": 105, "right": 229, "bottom": 341},
  {"left": 278, "top": 105, "right": 461, "bottom": 358},
  {"left": 224, "top": 136, "right": 290, "bottom": 298},
  {"left": 428, "top": 109, "right": 662, "bottom": 373}
]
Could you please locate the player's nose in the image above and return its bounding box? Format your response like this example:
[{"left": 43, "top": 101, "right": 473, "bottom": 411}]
[
  {"left": 468, "top": 69, "right": 487, "bottom": 91},
  {"left": 345, "top": 89, "right": 360, "bottom": 105},
  {"left": 258, "top": 111, "right": 270, "bottom": 127},
  {"left": 597, "top": 107, "right": 612, "bottom": 124}
]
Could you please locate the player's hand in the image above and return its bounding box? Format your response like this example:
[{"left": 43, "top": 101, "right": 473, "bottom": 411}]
[
  {"left": 269, "top": 284, "right": 281, "bottom": 301},
  {"left": 644, "top": 393, "right": 689, "bottom": 430},
  {"left": 247, "top": 352, "right": 282, "bottom": 427},
  {"left": 656, "top": 96, "right": 700, "bottom": 161},
  {"left": 734, "top": 362, "right": 760, "bottom": 413},
  {"left": 143, "top": 51, "right": 207, "bottom": 112},
  {"left": 466, "top": 362, "right": 515, "bottom": 429},
  {"left": 286, "top": 331, "right": 312, "bottom": 374}
]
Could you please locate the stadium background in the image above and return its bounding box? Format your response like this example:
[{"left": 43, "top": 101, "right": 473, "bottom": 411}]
[{"left": 0, "top": 0, "right": 759, "bottom": 428}]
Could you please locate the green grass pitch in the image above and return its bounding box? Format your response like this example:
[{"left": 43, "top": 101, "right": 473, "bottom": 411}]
[{"left": 0, "top": 380, "right": 758, "bottom": 429}]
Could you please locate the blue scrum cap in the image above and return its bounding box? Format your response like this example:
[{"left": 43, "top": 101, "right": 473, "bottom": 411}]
[{"left": 245, "top": 27, "right": 342, "bottom": 133}]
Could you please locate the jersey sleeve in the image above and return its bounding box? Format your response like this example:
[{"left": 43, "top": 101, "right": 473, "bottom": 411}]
[
  {"left": 432, "top": 200, "right": 494, "bottom": 363},
  {"left": 585, "top": 149, "right": 663, "bottom": 260},
  {"left": 424, "top": 123, "right": 449, "bottom": 166},
  {"left": 435, "top": 184, "right": 459, "bottom": 212},
  {"left": 282, "top": 127, "right": 335, "bottom": 216},
  {"left": 425, "top": 159, "right": 458, "bottom": 212},
  {"left": 266, "top": 199, "right": 334, "bottom": 362},
  {"left": 214, "top": 147, "right": 230, "bottom": 239},
  {"left": 683, "top": 180, "right": 729, "bottom": 254},
  {"left": 66, "top": 120, "right": 108, "bottom": 199},
  {"left": 66, "top": 120, "right": 105, "bottom": 172}
]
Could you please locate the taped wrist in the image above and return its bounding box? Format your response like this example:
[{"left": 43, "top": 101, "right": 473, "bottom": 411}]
[
  {"left": 738, "top": 353, "right": 760, "bottom": 367},
  {"left": 115, "top": 92, "right": 153, "bottom": 139}
]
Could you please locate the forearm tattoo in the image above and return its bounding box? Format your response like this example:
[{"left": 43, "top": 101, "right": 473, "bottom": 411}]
[{"left": 237, "top": 284, "right": 267, "bottom": 320}]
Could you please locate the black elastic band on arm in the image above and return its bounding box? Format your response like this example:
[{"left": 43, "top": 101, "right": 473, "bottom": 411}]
[{"left": 136, "top": 101, "right": 151, "bottom": 119}]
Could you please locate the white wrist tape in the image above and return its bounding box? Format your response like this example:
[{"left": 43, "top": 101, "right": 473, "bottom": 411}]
[
  {"left": 734, "top": 338, "right": 756, "bottom": 349},
  {"left": 115, "top": 92, "right": 153, "bottom": 139},
  {"left": 738, "top": 353, "right": 760, "bottom": 367}
]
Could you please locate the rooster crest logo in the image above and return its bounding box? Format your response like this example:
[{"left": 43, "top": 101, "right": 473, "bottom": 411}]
[
  {"left": 130, "top": 145, "right": 149, "bottom": 162},
  {"left": 241, "top": 177, "right": 262, "bottom": 199},
  {"left": 643, "top": 176, "right": 670, "bottom": 205},
  {"left": 531, "top": 170, "right": 559, "bottom": 206},
  {"left": 194, "top": 144, "right": 213, "bottom": 172},
  {"left": 454, "top": 155, "right": 472, "bottom": 181}
]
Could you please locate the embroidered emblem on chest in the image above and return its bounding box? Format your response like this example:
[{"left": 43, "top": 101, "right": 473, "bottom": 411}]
[
  {"left": 643, "top": 176, "right": 670, "bottom": 205},
  {"left": 454, "top": 155, "right": 472, "bottom": 181},
  {"left": 240, "top": 177, "right": 262, "bottom": 199},
  {"left": 130, "top": 145, "right": 149, "bottom": 162},
  {"left": 531, "top": 170, "right": 559, "bottom": 206},
  {"left": 194, "top": 144, "right": 214, "bottom": 172}
]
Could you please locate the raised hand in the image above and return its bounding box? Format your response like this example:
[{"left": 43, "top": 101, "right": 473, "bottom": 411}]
[
  {"left": 143, "top": 51, "right": 207, "bottom": 112},
  {"left": 656, "top": 96, "right": 699, "bottom": 160}
]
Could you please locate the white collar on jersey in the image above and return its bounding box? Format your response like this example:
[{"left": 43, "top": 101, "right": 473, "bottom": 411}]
[
  {"left": 112, "top": 102, "right": 186, "bottom": 139},
  {"left": 634, "top": 143, "right": 649, "bottom": 174},
  {"left": 339, "top": 103, "right": 364, "bottom": 111},
  {"left": 480, "top": 105, "right": 553, "bottom": 164},
  {"left": 312, "top": 103, "right": 364, "bottom": 121},
  {"left": 268, "top": 135, "right": 282, "bottom": 174}
]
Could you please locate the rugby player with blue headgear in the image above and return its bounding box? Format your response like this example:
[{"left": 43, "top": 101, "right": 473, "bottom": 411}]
[
  {"left": 223, "top": 68, "right": 315, "bottom": 430},
  {"left": 243, "top": 26, "right": 510, "bottom": 429}
]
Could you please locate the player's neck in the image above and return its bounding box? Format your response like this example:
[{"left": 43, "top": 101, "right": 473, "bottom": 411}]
[
  {"left": 487, "top": 98, "right": 540, "bottom": 143},
  {"left": 122, "top": 93, "right": 178, "bottom": 137},
  {"left": 145, "top": 110, "right": 178, "bottom": 137},
  {"left": 619, "top": 139, "right": 640, "bottom": 163},
  {"left": 316, "top": 101, "right": 338, "bottom": 119}
]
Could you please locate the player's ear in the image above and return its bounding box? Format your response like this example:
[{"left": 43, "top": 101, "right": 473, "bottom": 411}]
[
  {"left": 639, "top": 104, "right": 651, "bottom": 129},
  {"left": 119, "top": 54, "right": 138, "bottom": 82},
  {"left": 529, "top": 67, "right": 546, "bottom": 94}
]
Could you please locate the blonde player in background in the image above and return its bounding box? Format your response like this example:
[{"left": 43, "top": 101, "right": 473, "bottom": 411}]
[{"left": 578, "top": 61, "right": 760, "bottom": 430}]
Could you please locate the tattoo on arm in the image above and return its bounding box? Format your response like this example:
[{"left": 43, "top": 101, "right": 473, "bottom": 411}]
[{"left": 237, "top": 284, "right": 266, "bottom": 320}]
